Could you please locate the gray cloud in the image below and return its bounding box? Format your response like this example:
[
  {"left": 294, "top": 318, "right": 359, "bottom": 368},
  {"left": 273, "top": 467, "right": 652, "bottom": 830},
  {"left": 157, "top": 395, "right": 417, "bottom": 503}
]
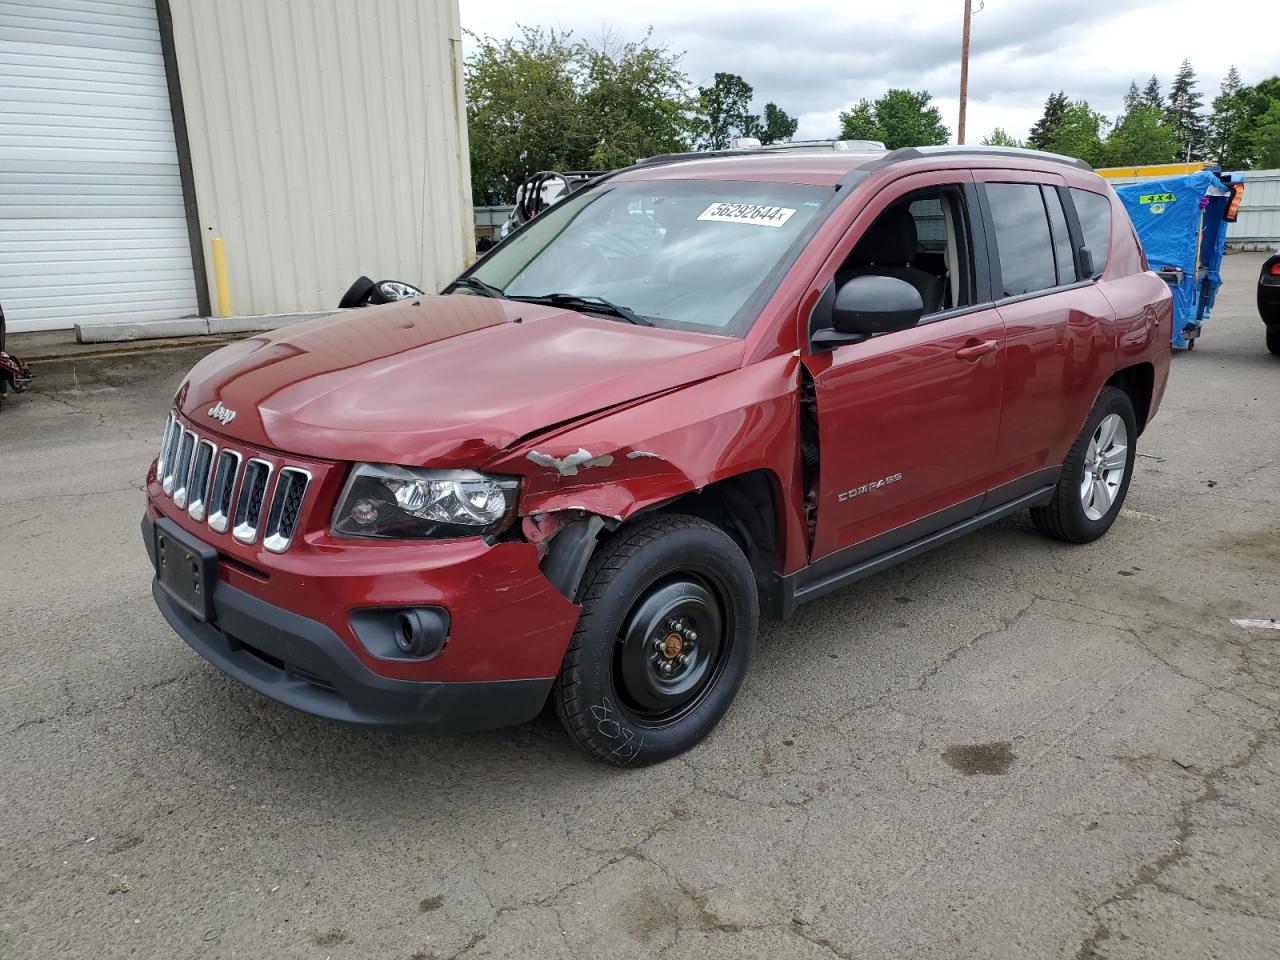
[{"left": 462, "top": 0, "right": 1273, "bottom": 141}]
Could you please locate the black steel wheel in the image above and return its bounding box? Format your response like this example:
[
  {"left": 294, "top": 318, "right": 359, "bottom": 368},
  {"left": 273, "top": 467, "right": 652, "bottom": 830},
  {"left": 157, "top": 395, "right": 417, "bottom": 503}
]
[
  {"left": 614, "top": 574, "right": 728, "bottom": 726},
  {"left": 553, "top": 515, "right": 757, "bottom": 766}
]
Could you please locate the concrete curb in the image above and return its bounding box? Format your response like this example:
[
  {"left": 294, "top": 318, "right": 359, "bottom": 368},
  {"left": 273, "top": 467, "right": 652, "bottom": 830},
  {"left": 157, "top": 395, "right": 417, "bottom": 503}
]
[{"left": 74, "top": 311, "right": 338, "bottom": 344}]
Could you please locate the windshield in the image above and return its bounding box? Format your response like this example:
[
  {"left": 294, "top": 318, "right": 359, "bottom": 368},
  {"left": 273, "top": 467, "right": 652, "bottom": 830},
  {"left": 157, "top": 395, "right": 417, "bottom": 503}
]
[{"left": 463, "top": 179, "right": 831, "bottom": 336}]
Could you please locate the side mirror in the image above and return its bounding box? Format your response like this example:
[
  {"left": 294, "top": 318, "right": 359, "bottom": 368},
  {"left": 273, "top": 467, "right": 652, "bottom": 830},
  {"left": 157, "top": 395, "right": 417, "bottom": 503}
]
[{"left": 813, "top": 275, "right": 923, "bottom": 348}]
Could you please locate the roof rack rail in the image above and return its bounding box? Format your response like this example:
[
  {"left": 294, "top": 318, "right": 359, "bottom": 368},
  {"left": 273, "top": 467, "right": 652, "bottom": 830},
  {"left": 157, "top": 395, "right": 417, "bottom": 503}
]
[
  {"left": 633, "top": 138, "right": 887, "bottom": 170},
  {"left": 871, "top": 144, "right": 1093, "bottom": 171}
]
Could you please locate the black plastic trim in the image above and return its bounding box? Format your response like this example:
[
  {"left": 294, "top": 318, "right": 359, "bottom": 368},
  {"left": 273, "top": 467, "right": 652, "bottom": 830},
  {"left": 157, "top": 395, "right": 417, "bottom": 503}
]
[
  {"left": 154, "top": 0, "right": 211, "bottom": 318},
  {"left": 540, "top": 515, "right": 607, "bottom": 600},
  {"left": 766, "top": 481, "right": 1057, "bottom": 619}
]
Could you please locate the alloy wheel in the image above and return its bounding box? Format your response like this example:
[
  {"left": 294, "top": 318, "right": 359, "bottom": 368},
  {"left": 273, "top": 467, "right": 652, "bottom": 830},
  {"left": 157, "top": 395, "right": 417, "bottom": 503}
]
[{"left": 1080, "top": 412, "right": 1128, "bottom": 521}]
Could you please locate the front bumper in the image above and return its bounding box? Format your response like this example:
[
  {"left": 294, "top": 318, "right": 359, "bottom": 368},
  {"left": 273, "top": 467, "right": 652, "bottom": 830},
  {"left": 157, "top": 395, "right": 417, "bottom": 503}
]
[
  {"left": 143, "top": 506, "right": 572, "bottom": 731},
  {"left": 1260, "top": 271, "right": 1280, "bottom": 325},
  {"left": 151, "top": 576, "right": 551, "bottom": 731}
]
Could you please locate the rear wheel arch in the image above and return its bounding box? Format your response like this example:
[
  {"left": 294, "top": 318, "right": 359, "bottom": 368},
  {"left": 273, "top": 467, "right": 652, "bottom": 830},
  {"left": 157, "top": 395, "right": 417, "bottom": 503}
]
[{"left": 1105, "top": 362, "right": 1155, "bottom": 434}]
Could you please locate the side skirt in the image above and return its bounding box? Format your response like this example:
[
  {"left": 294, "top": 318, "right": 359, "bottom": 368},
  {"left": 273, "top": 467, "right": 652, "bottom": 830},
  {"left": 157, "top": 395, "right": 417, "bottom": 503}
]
[{"left": 765, "top": 483, "right": 1056, "bottom": 619}]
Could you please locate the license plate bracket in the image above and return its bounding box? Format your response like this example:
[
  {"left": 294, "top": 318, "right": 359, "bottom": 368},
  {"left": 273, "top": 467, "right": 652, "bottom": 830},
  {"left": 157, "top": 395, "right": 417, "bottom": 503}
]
[{"left": 154, "top": 517, "right": 218, "bottom": 622}]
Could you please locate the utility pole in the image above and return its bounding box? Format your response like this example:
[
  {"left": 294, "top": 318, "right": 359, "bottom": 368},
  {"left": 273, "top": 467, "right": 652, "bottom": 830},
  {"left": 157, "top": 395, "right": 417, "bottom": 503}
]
[{"left": 958, "top": 0, "right": 973, "bottom": 144}]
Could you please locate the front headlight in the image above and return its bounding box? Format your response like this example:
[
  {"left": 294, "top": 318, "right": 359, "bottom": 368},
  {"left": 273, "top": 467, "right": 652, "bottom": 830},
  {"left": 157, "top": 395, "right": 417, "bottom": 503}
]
[{"left": 332, "top": 464, "right": 519, "bottom": 539}]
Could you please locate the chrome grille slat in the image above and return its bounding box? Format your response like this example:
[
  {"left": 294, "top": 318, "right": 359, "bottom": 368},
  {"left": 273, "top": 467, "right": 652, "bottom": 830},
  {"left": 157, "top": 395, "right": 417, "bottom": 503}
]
[
  {"left": 157, "top": 410, "right": 310, "bottom": 552},
  {"left": 170, "top": 429, "right": 197, "bottom": 507},
  {"left": 207, "top": 449, "right": 242, "bottom": 534},
  {"left": 186, "top": 439, "right": 217, "bottom": 522},
  {"left": 156, "top": 414, "right": 178, "bottom": 480},
  {"left": 159, "top": 418, "right": 184, "bottom": 494},
  {"left": 232, "top": 458, "right": 272, "bottom": 544},
  {"left": 263, "top": 467, "right": 311, "bottom": 553}
]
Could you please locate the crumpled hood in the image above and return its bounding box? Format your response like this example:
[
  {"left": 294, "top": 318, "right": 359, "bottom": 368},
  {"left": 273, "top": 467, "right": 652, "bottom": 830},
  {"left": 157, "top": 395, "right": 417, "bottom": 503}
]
[{"left": 176, "top": 294, "right": 744, "bottom": 466}]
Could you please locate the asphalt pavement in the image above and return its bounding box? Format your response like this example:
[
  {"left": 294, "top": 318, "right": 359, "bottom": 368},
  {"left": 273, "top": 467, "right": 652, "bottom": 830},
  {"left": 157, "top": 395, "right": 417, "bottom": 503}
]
[{"left": 1, "top": 253, "right": 1277, "bottom": 960}]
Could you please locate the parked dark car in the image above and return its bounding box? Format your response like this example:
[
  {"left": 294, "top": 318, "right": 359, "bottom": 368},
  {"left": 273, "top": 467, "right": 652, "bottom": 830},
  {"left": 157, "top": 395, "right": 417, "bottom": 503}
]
[
  {"left": 144, "top": 145, "right": 1172, "bottom": 765},
  {"left": 1260, "top": 250, "right": 1280, "bottom": 355},
  {"left": 0, "top": 300, "right": 33, "bottom": 409}
]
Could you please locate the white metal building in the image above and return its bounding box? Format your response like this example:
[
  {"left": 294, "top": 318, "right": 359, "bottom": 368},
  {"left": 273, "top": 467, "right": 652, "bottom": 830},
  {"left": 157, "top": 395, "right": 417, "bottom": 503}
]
[
  {"left": 1226, "top": 169, "right": 1280, "bottom": 251},
  {"left": 0, "top": 0, "right": 472, "bottom": 334}
]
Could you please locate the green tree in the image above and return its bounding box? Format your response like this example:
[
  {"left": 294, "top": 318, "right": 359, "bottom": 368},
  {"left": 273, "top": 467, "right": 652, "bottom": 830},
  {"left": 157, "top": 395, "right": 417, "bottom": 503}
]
[
  {"left": 580, "top": 31, "right": 694, "bottom": 169},
  {"left": 1223, "top": 75, "right": 1280, "bottom": 169},
  {"left": 1102, "top": 105, "right": 1179, "bottom": 166},
  {"left": 1043, "top": 100, "right": 1108, "bottom": 166},
  {"left": 757, "top": 102, "right": 798, "bottom": 144},
  {"left": 1122, "top": 80, "right": 1141, "bottom": 114},
  {"left": 1246, "top": 97, "right": 1280, "bottom": 168},
  {"left": 1208, "top": 66, "right": 1253, "bottom": 168},
  {"left": 1165, "top": 59, "right": 1207, "bottom": 159},
  {"left": 465, "top": 27, "right": 587, "bottom": 204},
  {"left": 464, "top": 26, "right": 694, "bottom": 202},
  {"left": 1028, "top": 91, "right": 1068, "bottom": 150},
  {"left": 838, "top": 99, "right": 879, "bottom": 141},
  {"left": 1141, "top": 74, "right": 1163, "bottom": 110},
  {"left": 693, "top": 72, "right": 757, "bottom": 149},
  {"left": 838, "top": 89, "right": 948, "bottom": 149},
  {"left": 981, "top": 128, "right": 1023, "bottom": 147}
]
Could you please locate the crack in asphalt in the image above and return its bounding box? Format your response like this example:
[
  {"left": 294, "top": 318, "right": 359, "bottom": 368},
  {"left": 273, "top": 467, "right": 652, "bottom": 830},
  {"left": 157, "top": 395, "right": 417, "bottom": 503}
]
[{"left": 1073, "top": 720, "right": 1278, "bottom": 959}]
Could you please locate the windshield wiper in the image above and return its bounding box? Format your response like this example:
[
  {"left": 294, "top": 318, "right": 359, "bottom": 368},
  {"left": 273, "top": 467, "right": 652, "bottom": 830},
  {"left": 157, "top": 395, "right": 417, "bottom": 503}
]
[
  {"left": 512, "top": 292, "right": 655, "bottom": 326},
  {"left": 457, "top": 276, "right": 506, "bottom": 299}
]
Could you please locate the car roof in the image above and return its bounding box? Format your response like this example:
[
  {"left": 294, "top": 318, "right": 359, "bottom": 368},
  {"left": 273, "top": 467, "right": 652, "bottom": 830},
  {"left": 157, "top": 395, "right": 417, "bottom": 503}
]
[{"left": 611, "top": 145, "right": 1094, "bottom": 188}]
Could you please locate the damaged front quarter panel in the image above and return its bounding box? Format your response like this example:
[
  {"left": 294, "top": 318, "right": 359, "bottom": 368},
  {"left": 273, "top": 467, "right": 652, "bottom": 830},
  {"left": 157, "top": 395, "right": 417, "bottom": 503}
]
[
  {"left": 490, "top": 353, "right": 810, "bottom": 599},
  {"left": 526, "top": 448, "right": 615, "bottom": 477}
]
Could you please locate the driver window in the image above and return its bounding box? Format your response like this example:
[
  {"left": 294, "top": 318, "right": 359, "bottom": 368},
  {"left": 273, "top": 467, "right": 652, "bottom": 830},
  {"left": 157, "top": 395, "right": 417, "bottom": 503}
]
[{"left": 835, "top": 187, "right": 975, "bottom": 318}]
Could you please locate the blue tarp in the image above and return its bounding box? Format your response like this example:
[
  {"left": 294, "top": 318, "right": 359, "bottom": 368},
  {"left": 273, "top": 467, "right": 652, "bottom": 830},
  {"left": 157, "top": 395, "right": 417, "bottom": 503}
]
[{"left": 1116, "top": 172, "right": 1233, "bottom": 349}]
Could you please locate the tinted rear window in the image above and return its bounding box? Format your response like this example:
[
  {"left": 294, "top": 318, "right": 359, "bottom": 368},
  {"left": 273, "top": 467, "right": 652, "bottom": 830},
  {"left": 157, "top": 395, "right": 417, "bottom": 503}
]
[
  {"left": 1044, "top": 187, "right": 1077, "bottom": 285},
  {"left": 1070, "top": 188, "right": 1112, "bottom": 278},
  {"left": 986, "top": 183, "right": 1057, "bottom": 297}
]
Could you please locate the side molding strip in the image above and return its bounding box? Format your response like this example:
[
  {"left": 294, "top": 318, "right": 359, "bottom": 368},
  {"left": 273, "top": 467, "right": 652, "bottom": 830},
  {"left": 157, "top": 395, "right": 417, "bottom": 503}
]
[{"left": 767, "top": 484, "right": 1056, "bottom": 619}]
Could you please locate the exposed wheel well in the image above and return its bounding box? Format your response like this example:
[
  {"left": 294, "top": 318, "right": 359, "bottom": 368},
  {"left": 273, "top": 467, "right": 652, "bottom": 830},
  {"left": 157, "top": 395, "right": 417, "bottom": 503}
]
[
  {"left": 647, "top": 470, "right": 782, "bottom": 608},
  {"left": 1106, "top": 362, "right": 1155, "bottom": 434}
]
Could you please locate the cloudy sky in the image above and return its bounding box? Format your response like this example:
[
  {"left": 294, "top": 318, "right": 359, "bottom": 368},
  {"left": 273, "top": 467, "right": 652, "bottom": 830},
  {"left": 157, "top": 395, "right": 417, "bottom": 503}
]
[{"left": 460, "top": 0, "right": 1276, "bottom": 144}]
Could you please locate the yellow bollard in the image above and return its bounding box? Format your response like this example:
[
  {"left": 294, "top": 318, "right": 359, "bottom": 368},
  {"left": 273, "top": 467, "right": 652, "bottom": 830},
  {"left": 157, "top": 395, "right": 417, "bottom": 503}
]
[{"left": 210, "top": 236, "right": 233, "bottom": 318}]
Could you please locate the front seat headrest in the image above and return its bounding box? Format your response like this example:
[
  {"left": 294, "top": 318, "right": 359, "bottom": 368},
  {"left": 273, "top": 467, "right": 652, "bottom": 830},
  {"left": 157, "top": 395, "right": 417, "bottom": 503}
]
[{"left": 853, "top": 206, "right": 919, "bottom": 266}]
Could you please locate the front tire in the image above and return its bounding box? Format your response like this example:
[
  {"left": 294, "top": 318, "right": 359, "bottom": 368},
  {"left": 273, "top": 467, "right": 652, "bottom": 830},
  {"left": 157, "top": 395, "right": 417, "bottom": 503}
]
[
  {"left": 1031, "top": 386, "right": 1137, "bottom": 544},
  {"left": 552, "top": 515, "right": 758, "bottom": 766}
]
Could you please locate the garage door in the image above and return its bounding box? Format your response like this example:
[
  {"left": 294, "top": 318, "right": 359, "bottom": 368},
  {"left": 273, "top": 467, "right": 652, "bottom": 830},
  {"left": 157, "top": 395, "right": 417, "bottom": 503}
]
[{"left": 0, "top": 0, "right": 198, "bottom": 333}]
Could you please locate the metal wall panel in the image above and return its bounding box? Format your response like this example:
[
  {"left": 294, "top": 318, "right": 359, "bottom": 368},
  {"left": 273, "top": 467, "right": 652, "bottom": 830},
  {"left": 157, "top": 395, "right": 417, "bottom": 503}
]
[
  {"left": 167, "top": 0, "right": 473, "bottom": 317},
  {"left": 0, "top": 0, "right": 198, "bottom": 331},
  {"left": 1227, "top": 170, "right": 1280, "bottom": 248}
]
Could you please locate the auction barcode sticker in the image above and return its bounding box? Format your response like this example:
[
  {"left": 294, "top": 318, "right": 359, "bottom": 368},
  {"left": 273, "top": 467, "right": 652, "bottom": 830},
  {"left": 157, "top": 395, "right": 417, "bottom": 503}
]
[{"left": 697, "top": 202, "right": 797, "bottom": 227}]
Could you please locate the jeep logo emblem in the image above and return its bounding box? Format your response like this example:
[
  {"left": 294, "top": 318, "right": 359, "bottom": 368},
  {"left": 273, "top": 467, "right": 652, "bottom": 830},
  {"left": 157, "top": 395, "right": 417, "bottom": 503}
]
[{"left": 207, "top": 401, "right": 237, "bottom": 426}]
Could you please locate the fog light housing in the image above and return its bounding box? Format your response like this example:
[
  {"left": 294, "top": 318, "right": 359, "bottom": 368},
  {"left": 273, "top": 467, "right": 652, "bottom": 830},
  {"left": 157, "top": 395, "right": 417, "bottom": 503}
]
[
  {"left": 395, "top": 609, "right": 445, "bottom": 658},
  {"left": 349, "top": 606, "right": 449, "bottom": 661}
]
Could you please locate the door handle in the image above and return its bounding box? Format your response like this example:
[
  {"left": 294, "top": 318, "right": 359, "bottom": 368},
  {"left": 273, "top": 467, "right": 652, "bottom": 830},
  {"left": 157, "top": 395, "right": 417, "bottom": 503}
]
[{"left": 955, "top": 339, "right": 998, "bottom": 361}]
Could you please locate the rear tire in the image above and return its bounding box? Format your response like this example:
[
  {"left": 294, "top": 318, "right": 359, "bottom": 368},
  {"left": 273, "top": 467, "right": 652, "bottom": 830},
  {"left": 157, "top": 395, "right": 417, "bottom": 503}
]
[
  {"left": 338, "top": 276, "right": 376, "bottom": 309},
  {"left": 552, "top": 515, "right": 757, "bottom": 766},
  {"left": 1267, "top": 325, "right": 1280, "bottom": 357},
  {"left": 1031, "top": 386, "right": 1137, "bottom": 544}
]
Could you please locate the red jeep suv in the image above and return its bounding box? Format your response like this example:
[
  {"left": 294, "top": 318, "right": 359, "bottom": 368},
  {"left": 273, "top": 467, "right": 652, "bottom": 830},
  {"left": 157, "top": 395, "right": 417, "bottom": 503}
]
[{"left": 144, "top": 146, "right": 1171, "bottom": 765}]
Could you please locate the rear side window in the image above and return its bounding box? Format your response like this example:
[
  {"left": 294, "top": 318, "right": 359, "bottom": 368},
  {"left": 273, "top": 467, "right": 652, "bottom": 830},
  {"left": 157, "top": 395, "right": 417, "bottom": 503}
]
[
  {"left": 986, "top": 183, "right": 1057, "bottom": 297},
  {"left": 1043, "top": 188, "right": 1078, "bottom": 284},
  {"left": 1070, "top": 188, "right": 1112, "bottom": 278}
]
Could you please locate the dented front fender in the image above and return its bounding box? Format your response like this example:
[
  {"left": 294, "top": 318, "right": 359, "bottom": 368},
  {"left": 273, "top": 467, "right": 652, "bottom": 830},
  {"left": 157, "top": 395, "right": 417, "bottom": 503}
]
[{"left": 487, "top": 353, "right": 810, "bottom": 573}]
